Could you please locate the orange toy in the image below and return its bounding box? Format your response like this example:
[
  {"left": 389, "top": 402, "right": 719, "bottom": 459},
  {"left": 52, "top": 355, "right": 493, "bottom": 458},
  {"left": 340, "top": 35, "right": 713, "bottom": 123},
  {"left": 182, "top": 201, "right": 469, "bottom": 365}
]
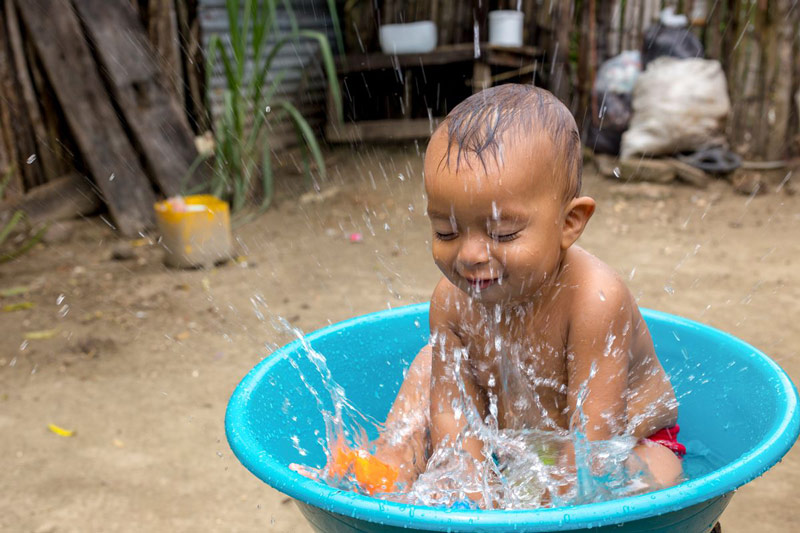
[
  {"left": 329, "top": 443, "right": 398, "bottom": 495},
  {"left": 329, "top": 444, "right": 356, "bottom": 478}
]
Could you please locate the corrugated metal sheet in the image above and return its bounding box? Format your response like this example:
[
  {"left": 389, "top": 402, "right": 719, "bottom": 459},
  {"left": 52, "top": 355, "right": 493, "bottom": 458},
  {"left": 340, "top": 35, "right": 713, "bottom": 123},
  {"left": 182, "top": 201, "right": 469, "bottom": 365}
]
[{"left": 199, "top": 0, "right": 335, "bottom": 142}]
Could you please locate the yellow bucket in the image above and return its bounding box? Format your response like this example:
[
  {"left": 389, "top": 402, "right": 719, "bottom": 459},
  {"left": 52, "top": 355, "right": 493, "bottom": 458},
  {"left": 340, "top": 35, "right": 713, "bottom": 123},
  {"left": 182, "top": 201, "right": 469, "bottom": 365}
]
[{"left": 154, "top": 195, "right": 233, "bottom": 268}]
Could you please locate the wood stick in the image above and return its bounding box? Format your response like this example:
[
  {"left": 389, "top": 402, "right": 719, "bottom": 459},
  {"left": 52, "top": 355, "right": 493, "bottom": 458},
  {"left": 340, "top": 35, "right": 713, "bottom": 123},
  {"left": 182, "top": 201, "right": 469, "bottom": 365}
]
[
  {"left": 175, "top": 0, "right": 207, "bottom": 133},
  {"left": 0, "top": 0, "right": 43, "bottom": 193},
  {"left": 23, "top": 21, "right": 74, "bottom": 179},
  {"left": 147, "top": 0, "right": 183, "bottom": 100},
  {"left": 5, "top": 0, "right": 59, "bottom": 182},
  {"left": 0, "top": 172, "right": 101, "bottom": 226},
  {"left": 764, "top": 0, "right": 796, "bottom": 160}
]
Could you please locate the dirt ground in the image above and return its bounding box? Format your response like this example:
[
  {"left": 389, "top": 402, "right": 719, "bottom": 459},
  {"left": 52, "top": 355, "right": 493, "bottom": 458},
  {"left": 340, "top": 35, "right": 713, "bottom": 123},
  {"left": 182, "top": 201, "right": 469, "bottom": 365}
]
[{"left": 1, "top": 144, "right": 798, "bottom": 532}]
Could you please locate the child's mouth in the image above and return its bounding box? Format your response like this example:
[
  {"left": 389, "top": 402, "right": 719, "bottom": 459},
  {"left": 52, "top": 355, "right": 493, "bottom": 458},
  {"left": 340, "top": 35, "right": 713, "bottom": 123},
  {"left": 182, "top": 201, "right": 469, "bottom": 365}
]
[{"left": 466, "top": 278, "right": 498, "bottom": 291}]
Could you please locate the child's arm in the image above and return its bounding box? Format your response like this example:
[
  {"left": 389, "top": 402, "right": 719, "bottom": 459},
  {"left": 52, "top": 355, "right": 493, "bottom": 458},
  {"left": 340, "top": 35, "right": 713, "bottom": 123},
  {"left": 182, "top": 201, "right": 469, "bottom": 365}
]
[
  {"left": 539, "top": 282, "right": 634, "bottom": 501},
  {"left": 564, "top": 282, "right": 633, "bottom": 452},
  {"left": 428, "top": 287, "right": 488, "bottom": 496}
]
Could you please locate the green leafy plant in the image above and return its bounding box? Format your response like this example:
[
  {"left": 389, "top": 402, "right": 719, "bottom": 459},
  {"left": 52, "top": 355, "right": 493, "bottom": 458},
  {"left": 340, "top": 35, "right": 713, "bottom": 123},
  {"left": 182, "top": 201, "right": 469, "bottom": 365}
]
[
  {"left": 205, "top": 0, "right": 343, "bottom": 212},
  {"left": 0, "top": 170, "right": 47, "bottom": 264}
]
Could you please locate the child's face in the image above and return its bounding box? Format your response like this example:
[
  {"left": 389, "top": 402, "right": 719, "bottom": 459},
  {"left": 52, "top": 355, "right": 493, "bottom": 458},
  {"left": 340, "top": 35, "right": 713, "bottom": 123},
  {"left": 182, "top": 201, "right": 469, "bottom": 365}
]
[{"left": 424, "top": 129, "right": 573, "bottom": 305}]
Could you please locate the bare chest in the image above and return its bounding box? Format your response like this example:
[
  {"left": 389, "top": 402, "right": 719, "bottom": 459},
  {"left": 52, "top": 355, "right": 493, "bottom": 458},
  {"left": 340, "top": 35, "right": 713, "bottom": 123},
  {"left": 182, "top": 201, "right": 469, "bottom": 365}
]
[{"left": 458, "top": 321, "right": 570, "bottom": 430}]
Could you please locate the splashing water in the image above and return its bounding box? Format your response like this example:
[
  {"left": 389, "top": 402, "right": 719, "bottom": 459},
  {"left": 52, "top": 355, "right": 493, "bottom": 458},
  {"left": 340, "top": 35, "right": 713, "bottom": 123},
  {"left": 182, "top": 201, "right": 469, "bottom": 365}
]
[{"left": 252, "top": 299, "right": 691, "bottom": 511}]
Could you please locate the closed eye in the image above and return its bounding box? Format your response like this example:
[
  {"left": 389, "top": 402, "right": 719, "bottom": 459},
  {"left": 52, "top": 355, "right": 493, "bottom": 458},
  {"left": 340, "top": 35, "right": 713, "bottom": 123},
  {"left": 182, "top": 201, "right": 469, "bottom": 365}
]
[
  {"left": 491, "top": 231, "right": 520, "bottom": 242},
  {"left": 435, "top": 231, "right": 458, "bottom": 241}
]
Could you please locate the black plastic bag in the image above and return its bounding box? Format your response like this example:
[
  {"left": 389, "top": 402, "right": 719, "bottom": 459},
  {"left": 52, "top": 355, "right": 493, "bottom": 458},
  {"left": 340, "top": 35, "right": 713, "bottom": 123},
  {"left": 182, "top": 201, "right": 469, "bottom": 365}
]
[{"left": 642, "top": 24, "right": 704, "bottom": 69}]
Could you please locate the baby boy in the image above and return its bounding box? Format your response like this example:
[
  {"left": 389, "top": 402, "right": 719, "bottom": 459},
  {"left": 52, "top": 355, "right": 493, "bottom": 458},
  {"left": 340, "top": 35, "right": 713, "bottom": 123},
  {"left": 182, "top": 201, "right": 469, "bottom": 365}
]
[{"left": 330, "top": 84, "right": 683, "bottom": 504}]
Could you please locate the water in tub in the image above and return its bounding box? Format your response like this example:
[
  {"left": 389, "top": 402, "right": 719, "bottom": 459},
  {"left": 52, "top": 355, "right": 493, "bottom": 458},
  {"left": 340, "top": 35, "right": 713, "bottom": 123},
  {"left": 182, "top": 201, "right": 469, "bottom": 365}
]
[{"left": 267, "top": 297, "right": 720, "bottom": 510}]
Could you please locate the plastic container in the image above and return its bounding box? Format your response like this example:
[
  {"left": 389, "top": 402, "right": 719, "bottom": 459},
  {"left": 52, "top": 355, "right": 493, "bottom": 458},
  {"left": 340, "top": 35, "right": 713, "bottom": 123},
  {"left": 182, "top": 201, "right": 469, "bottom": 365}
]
[
  {"left": 489, "top": 10, "right": 525, "bottom": 47},
  {"left": 154, "top": 195, "right": 232, "bottom": 268},
  {"left": 226, "top": 304, "right": 800, "bottom": 532},
  {"left": 379, "top": 21, "right": 437, "bottom": 54}
]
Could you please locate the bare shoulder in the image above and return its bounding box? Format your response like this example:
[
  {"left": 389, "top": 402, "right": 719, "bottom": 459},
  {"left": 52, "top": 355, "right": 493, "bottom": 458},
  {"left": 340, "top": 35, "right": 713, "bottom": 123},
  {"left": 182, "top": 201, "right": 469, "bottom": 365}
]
[
  {"left": 562, "top": 247, "right": 636, "bottom": 332},
  {"left": 429, "top": 277, "right": 466, "bottom": 332}
]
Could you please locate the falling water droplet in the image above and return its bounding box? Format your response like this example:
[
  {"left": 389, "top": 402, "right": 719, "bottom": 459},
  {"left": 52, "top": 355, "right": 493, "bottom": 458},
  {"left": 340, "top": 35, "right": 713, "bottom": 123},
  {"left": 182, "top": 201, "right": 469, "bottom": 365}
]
[
  {"left": 612, "top": 167, "right": 621, "bottom": 179},
  {"left": 492, "top": 201, "right": 500, "bottom": 220},
  {"left": 473, "top": 21, "right": 480, "bottom": 58},
  {"left": 664, "top": 284, "right": 675, "bottom": 295},
  {"left": 26, "top": 154, "right": 37, "bottom": 164}
]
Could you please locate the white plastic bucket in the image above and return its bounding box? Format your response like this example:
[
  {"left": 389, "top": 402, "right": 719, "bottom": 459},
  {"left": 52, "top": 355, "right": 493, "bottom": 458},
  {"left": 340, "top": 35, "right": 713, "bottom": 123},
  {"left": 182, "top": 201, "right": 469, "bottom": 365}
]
[
  {"left": 488, "top": 10, "right": 524, "bottom": 47},
  {"left": 379, "top": 21, "right": 437, "bottom": 54}
]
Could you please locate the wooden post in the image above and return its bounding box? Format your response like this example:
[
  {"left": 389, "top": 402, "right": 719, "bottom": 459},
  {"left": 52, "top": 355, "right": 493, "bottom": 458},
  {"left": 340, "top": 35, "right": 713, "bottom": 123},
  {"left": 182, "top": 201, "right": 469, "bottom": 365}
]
[
  {"left": 175, "top": 0, "right": 208, "bottom": 133},
  {"left": 523, "top": 0, "right": 536, "bottom": 45},
  {"left": 402, "top": 70, "right": 413, "bottom": 118},
  {"left": 147, "top": 0, "right": 183, "bottom": 100},
  {"left": 472, "top": 0, "right": 488, "bottom": 45},
  {"left": 439, "top": 0, "right": 455, "bottom": 47},
  {"left": 4, "top": 0, "right": 59, "bottom": 182},
  {"left": 473, "top": 61, "right": 492, "bottom": 93},
  {"left": 0, "top": 0, "right": 43, "bottom": 194},
  {"left": 704, "top": 0, "right": 724, "bottom": 62},
  {"left": 537, "top": 1, "right": 573, "bottom": 108},
  {"left": 764, "top": 0, "right": 798, "bottom": 160},
  {"left": 17, "top": 0, "right": 157, "bottom": 235},
  {"left": 595, "top": 0, "right": 613, "bottom": 67}
]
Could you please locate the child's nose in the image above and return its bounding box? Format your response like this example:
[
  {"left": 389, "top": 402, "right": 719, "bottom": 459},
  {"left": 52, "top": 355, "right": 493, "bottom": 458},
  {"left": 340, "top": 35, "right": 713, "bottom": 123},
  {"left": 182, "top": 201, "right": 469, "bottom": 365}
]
[{"left": 457, "top": 234, "right": 490, "bottom": 267}]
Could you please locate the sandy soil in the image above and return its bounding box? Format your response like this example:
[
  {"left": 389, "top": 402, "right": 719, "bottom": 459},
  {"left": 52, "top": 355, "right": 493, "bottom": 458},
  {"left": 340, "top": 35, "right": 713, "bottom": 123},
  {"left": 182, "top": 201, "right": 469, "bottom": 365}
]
[{"left": 1, "top": 144, "right": 798, "bottom": 532}]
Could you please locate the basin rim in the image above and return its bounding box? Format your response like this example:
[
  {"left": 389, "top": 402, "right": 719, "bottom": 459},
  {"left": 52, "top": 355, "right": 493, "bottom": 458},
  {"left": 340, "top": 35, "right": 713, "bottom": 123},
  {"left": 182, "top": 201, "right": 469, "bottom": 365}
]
[{"left": 226, "top": 303, "right": 800, "bottom": 531}]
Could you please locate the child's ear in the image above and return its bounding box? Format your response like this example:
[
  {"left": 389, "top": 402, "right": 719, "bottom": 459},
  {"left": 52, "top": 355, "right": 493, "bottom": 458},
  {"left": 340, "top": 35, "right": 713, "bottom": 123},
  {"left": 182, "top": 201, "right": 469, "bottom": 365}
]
[{"left": 561, "top": 196, "right": 596, "bottom": 250}]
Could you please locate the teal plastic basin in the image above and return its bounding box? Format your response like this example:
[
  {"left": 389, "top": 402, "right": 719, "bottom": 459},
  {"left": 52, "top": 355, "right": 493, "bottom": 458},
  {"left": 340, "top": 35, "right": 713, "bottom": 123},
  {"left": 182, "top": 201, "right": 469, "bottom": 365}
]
[{"left": 226, "top": 304, "right": 799, "bottom": 532}]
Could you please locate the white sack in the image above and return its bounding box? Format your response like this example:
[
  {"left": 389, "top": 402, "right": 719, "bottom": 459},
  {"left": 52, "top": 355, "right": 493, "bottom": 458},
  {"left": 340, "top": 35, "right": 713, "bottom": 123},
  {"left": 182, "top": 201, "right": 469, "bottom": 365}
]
[{"left": 620, "top": 57, "right": 730, "bottom": 158}]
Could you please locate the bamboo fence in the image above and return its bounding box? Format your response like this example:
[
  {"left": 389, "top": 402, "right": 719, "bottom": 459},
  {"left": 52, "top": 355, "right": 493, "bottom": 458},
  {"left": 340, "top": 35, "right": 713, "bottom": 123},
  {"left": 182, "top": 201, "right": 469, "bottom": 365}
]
[{"left": 346, "top": 0, "right": 800, "bottom": 161}]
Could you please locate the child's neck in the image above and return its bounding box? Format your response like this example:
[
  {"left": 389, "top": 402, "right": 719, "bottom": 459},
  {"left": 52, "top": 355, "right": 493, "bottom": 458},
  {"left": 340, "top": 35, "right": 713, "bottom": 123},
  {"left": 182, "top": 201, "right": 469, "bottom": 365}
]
[{"left": 473, "top": 256, "right": 569, "bottom": 326}]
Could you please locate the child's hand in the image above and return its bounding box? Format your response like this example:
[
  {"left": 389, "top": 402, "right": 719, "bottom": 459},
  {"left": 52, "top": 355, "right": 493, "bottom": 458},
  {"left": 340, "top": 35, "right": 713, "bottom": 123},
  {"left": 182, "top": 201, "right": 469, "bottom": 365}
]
[
  {"left": 289, "top": 462, "right": 321, "bottom": 480},
  {"left": 328, "top": 441, "right": 399, "bottom": 495},
  {"left": 352, "top": 449, "right": 399, "bottom": 494}
]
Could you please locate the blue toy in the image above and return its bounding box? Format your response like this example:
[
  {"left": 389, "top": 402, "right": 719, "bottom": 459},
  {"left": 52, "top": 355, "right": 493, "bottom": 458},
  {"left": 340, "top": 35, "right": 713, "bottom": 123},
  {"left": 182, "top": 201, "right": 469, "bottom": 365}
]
[{"left": 226, "top": 304, "right": 799, "bottom": 532}]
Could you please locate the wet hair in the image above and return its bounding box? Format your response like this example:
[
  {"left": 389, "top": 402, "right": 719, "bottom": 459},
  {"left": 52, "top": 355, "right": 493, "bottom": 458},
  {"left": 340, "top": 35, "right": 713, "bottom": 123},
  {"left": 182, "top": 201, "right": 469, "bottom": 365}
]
[{"left": 440, "top": 84, "right": 582, "bottom": 199}]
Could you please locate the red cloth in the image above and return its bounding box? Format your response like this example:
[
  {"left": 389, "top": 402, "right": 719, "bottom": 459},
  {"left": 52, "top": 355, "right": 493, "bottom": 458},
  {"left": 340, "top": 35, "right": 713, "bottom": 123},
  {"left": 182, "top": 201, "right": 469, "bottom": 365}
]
[{"left": 644, "top": 424, "right": 686, "bottom": 458}]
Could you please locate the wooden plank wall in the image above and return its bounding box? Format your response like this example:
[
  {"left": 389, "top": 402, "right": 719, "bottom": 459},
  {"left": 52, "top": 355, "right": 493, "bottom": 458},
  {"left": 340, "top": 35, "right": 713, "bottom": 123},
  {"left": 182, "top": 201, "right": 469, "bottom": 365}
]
[
  {"left": 17, "top": 0, "right": 159, "bottom": 234},
  {"left": 0, "top": 0, "right": 205, "bottom": 235}
]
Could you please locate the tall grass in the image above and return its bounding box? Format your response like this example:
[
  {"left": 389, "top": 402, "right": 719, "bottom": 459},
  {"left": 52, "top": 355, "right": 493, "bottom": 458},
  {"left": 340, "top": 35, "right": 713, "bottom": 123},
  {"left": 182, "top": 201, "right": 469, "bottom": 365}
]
[
  {"left": 0, "top": 170, "right": 47, "bottom": 263},
  {"left": 205, "top": 0, "right": 342, "bottom": 212}
]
